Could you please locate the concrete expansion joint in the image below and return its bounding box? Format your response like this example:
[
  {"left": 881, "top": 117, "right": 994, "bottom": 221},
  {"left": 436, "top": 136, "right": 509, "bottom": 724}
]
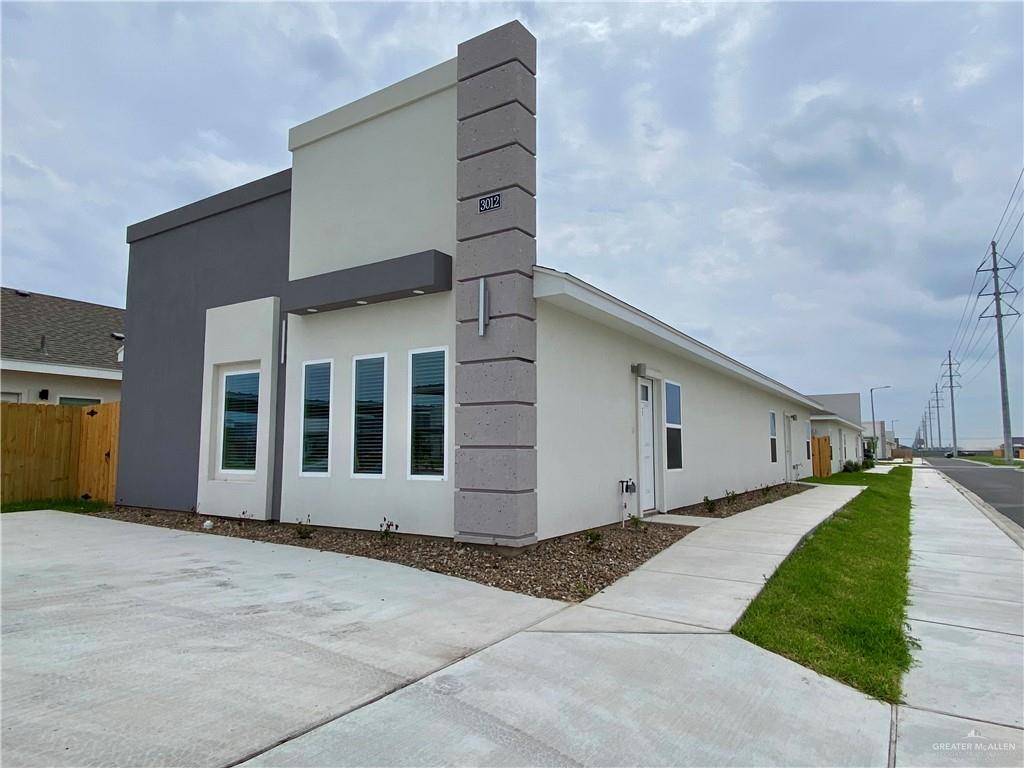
[
  {"left": 457, "top": 57, "right": 537, "bottom": 82},
  {"left": 456, "top": 182, "right": 535, "bottom": 203},
  {"left": 457, "top": 313, "right": 535, "bottom": 324},
  {"left": 456, "top": 487, "right": 536, "bottom": 494},
  {"left": 456, "top": 269, "right": 533, "bottom": 282},
  {"left": 456, "top": 226, "right": 534, "bottom": 243},
  {"left": 459, "top": 97, "right": 535, "bottom": 122},
  {"left": 456, "top": 356, "right": 535, "bottom": 365},
  {"left": 457, "top": 140, "right": 534, "bottom": 162}
]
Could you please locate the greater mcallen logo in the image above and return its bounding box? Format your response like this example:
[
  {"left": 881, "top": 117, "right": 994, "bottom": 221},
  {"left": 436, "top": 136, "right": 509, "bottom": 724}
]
[{"left": 932, "top": 727, "right": 1018, "bottom": 753}]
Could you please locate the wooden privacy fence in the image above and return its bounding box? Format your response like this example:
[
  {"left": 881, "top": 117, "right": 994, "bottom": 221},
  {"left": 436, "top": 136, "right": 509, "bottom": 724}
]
[
  {"left": 811, "top": 435, "right": 832, "bottom": 478},
  {"left": 1, "top": 402, "right": 120, "bottom": 504}
]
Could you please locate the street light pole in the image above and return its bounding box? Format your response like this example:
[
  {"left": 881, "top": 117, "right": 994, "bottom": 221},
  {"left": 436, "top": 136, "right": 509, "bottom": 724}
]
[{"left": 869, "top": 385, "right": 891, "bottom": 459}]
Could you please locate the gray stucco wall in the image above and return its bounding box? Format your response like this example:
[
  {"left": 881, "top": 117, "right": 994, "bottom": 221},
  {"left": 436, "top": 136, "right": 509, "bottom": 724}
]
[{"left": 117, "top": 171, "right": 291, "bottom": 512}]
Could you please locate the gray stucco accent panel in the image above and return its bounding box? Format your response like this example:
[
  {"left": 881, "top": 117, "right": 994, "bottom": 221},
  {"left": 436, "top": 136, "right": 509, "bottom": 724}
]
[
  {"left": 455, "top": 360, "right": 536, "bottom": 404},
  {"left": 454, "top": 447, "right": 537, "bottom": 491},
  {"left": 457, "top": 145, "right": 536, "bottom": 199},
  {"left": 457, "top": 20, "right": 537, "bottom": 80},
  {"left": 456, "top": 230, "right": 536, "bottom": 280},
  {"left": 457, "top": 103, "right": 536, "bottom": 160},
  {"left": 453, "top": 491, "right": 537, "bottom": 545},
  {"left": 456, "top": 61, "right": 536, "bottom": 120},
  {"left": 455, "top": 187, "right": 536, "bottom": 241},
  {"left": 455, "top": 22, "right": 538, "bottom": 546},
  {"left": 126, "top": 170, "right": 291, "bottom": 243},
  {"left": 455, "top": 404, "right": 537, "bottom": 447},
  {"left": 455, "top": 317, "right": 536, "bottom": 363},
  {"left": 117, "top": 179, "right": 291, "bottom": 514},
  {"left": 455, "top": 273, "right": 535, "bottom": 322},
  {"left": 281, "top": 250, "right": 452, "bottom": 314}
]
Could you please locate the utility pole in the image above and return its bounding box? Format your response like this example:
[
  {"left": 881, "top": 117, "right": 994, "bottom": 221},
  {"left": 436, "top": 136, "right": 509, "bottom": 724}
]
[
  {"left": 978, "top": 241, "right": 1018, "bottom": 463},
  {"left": 945, "top": 350, "right": 960, "bottom": 457},
  {"left": 926, "top": 401, "right": 933, "bottom": 449},
  {"left": 932, "top": 384, "right": 944, "bottom": 450}
]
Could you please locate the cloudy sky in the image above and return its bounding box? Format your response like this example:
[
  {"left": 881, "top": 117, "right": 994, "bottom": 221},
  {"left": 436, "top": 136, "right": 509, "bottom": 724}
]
[{"left": 3, "top": 1, "right": 1022, "bottom": 447}]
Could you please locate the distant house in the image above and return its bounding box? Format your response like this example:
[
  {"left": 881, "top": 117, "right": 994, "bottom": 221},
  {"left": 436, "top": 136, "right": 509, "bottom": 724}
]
[
  {"left": 1, "top": 287, "right": 124, "bottom": 406},
  {"left": 807, "top": 393, "right": 865, "bottom": 472}
]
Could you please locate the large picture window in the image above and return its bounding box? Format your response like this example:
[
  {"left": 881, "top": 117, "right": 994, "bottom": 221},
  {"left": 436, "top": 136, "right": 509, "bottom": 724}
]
[
  {"left": 352, "top": 355, "right": 386, "bottom": 476},
  {"left": 221, "top": 370, "right": 259, "bottom": 472},
  {"left": 665, "top": 381, "right": 682, "bottom": 470},
  {"left": 769, "top": 411, "right": 778, "bottom": 463},
  {"left": 301, "top": 361, "right": 332, "bottom": 474},
  {"left": 409, "top": 348, "right": 446, "bottom": 478}
]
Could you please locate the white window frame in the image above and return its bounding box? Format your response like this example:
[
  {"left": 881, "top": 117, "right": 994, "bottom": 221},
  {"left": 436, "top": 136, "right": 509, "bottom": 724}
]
[
  {"left": 351, "top": 353, "right": 387, "bottom": 479},
  {"left": 664, "top": 379, "right": 683, "bottom": 472},
  {"left": 769, "top": 410, "right": 778, "bottom": 464},
  {"left": 299, "top": 359, "right": 334, "bottom": 477},
  {"left": 407, "top": 346, "right": 449, "bottom": 481},
  {"left": 57, "top": 394, "right": 103, "bottom": 406},
  {"left": 219, "top": 367, "right": 260, "bottom": 475},
  {"left": 805, "top": 420, "right": 812, "bottom": 461}
]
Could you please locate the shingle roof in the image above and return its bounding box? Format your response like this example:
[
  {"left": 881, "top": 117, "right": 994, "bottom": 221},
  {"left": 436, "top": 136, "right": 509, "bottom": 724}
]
[{"left": 1, "top": 287, "right": 124, "bottom": 371}]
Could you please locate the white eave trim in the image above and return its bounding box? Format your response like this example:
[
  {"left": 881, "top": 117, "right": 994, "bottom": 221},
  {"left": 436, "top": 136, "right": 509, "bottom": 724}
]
[
  {"left": 533, "top": 266, "right": 824, "bottom": 411},
  {"left": 289, "top": 58, "right": 457, "bottom": 151},
  {"left": 1, "top": 358, "right": 122, "bottom": 381},
  {"left": 809, "top": 414, "right": 864, "bottom": 432}
]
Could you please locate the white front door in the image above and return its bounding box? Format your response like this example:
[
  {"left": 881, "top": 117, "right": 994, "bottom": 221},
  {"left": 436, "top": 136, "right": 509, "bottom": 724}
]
[{"left": 638, "top": 378, "right": 656, "bottom": 511}]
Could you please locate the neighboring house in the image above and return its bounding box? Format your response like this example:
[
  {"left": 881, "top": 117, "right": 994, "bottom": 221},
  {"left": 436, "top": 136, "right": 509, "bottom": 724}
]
[
  {"left": 808, "top": 393, "right": 865, "bottom": 473},
  {"left": 861, "top": 420, "right": 893, "bottom": 459},
  {"left": 118, "top": 22, "right": 859, "bottom": 545},
  {"left": 1, "top": 287, "right": 124, "bottom": 406}
]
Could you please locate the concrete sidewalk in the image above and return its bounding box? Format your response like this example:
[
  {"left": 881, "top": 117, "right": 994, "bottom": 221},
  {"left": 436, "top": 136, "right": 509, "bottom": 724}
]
[
  {"left": 246, "top": 482, "right": 892, "bottom": 767},
  {"left": 895, "top": 469, "right": 1024, "bottom": 766}
]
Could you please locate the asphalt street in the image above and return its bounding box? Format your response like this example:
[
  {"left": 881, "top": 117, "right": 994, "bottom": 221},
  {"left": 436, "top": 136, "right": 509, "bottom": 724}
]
[{"left": 927, "top": 457, "right": 1024, "bottom": 529}]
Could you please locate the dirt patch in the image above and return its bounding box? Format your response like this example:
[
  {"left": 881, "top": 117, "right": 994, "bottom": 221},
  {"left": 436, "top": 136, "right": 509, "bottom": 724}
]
[
  {"left": 668, "top": 483, "right": 809, "bottom": 519},
  {"left": 86, "top": 506, "right": 695, "bottom": 602}
]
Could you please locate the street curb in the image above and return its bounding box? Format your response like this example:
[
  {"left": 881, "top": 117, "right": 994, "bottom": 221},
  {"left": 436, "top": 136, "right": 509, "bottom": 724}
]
[{"left": 928, "top": 468, "right": 1024, "bottom": 550}]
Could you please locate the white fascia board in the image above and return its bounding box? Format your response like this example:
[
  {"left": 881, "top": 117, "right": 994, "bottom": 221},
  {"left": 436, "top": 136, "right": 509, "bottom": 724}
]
[
  {"left": 1, "top": 358, "right": 122, "bottom": 381},
  {"left": 534, "top": 267, "right": 822, "bottom": 411},
  {"left": 809, "top": 414, "right": 864, "bottom": 433},
  {"left": 289, "top": 58, "right": 458, "bottom": 151}
]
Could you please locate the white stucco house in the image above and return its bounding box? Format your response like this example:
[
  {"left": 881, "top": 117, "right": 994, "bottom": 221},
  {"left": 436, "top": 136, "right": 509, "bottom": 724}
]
[{"left": 118, "top": 22, "right": 862, "bottom": 547}]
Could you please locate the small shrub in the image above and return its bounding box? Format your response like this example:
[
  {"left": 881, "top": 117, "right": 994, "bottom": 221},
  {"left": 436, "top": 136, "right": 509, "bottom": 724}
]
[
  {"left": 294, "top": 515, "right": 314, "bottom": 540},
  {"left": 627, "top": 513, "right": 646, "bottom": 531},
  {"left": 582, "top": 529, "right": 603, "bottom": 550},
  {"left": 573, "top": 581, "right": 594, "bottom": 600},
  {"left": 379, "top": 516, "right": 399, "bottom": 544},
  {"left": 724, "top": 489, "right": 737, "bottom": 505},
  {"left": 703, "top": 495, "right": 716, "bottom": 515},
  {"left": 862, "top": 458, "right": 875, "bottom": 470},
  {"left": 842, "top": 460, "right": 862, "bottom": 473}
]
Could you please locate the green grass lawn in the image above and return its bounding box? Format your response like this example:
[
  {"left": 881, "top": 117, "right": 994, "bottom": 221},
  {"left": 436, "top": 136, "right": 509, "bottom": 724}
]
[
  {"left": 733, "top": 467, "right": 914, "bottom": 703},
  {"left": 1, "top": 498, "right": 110, "bottom": 514},
  {"left": 956, "top": 455, "right": 1024, "bottom": 467}
]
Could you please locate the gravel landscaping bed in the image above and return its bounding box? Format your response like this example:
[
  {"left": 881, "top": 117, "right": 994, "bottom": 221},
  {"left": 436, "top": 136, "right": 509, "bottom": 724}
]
[
  {"left": 668, "top": 482, "right": 809, "bottom": 519},
  {"left": 87, "top": 506, "right": 695, "bottom": 602}
]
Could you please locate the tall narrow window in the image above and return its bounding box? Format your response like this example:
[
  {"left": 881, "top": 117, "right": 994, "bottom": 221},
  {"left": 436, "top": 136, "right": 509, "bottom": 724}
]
[
  {"left": 353, "top": 356, "right": 385, "bottom": 476},
  {"left": 769, "top": 411, "right": 778, "bottom": 463},
  {"left": 301, "top": 361, "right": 332, "bottom": 474},
  {"left": 222, "top": 371, "right": 259, "bottom": 472},
  {"left": 665, "top": 381, "right": 682, "bottom": 470},
  {"left": 805, "top": 421, "right": 812, "bottom": 460},
  {"left": 410, "top": 348, "right": 446, "bottom": 477}
]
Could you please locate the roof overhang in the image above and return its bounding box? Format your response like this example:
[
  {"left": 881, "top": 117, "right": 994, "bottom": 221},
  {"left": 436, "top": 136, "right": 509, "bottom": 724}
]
[
  {"left": 1, "top": 359, "right": 122, "bottom": 381},
  {"left": 533, "top": 267, "right": 823, "bottom": 411},
  {"left": 809, "top": 413, "right": 864, "bottom": 432}
]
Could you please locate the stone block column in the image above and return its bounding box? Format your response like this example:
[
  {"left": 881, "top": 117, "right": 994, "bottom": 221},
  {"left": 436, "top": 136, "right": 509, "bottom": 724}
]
[{"left": 454, "top": 21, "right": 537, "bottom": 546}]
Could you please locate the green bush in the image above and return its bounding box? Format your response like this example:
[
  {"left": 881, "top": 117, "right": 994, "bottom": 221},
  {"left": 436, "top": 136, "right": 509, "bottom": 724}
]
[{"left": 842, "top": 460, "right": 862, "bottom": 473}]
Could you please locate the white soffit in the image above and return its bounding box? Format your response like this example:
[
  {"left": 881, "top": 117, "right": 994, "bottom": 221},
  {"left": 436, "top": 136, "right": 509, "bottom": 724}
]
[
  {"left": 289, "top": 58, "right": 458, "bottom": 151},
  {"left": 534, "top": 266, "right": 822, "bottom": 410},
  {"left": 809, "top": 414, "right": 864, "bottom": 432},
  {"left": 1, "top": 358, "right": 122, "bottom": 380}
]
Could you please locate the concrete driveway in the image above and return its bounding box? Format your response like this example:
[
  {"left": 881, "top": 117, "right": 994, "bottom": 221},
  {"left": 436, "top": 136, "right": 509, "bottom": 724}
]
[{"left": 1, "top": 511, "right": 562, "bottom": 768}]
